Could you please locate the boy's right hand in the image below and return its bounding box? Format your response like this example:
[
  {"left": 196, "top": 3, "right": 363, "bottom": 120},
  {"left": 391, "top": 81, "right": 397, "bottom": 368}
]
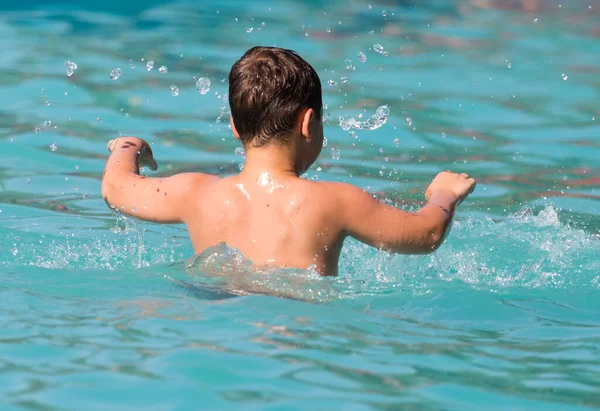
[
  {"left": 425, "top": 171, "right": 476, "bottom": 205},
  {"left": 107, "top": 137, "right": 158, "bottom": 171}
]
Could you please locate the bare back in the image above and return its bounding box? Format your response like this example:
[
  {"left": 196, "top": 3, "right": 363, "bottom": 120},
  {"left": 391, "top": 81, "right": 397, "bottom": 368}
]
[{"left": 186, "top": 174, "right": 345, "bottom": 275}]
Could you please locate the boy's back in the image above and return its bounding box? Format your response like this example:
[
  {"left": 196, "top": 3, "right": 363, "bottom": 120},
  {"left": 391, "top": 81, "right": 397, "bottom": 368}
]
[
  {"left": 101, "top": 46, "right": 475, "bottom": 276},
  {"left": 189, "top": 172, "right": 344, "bottom": 274}
]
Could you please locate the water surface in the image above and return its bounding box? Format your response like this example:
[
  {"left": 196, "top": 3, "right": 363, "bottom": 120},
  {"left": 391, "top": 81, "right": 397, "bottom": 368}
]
[{"left": 0, "top": 0, "right": 599, "bottom": 409}]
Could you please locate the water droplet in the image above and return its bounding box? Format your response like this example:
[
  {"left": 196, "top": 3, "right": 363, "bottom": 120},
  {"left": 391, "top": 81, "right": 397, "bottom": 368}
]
[
  {"left": 561, "top": 73, "right": 568, "bottom": 80},
  {"left": 340, "top": 77, "right": 348, "bottom": 83},
  {"left": 146, "top": 60, "right": 154, "bottom": 71},
  {"left": 44, "top": 100, "right": 52, "bottom": 107},
  {"left": 234, "top": 147, "right": 245, "bottom": 158},
  {"left": 43, "top": 120, "right": 52, "bottom": 127},
  {"left": 441, "top": 132, "right": 446, "bottom": 138},
  {"left": 405, "top": 117, "right": 412, "bottom": 126},
  {"left": 305, "top": 32, "right": 310, "bottom": 37},
  {"left": 331, "top": 148, "right": 341, "bottom": 160},
  {"left": 327, "top": 79, "right": 337, "bottom": 86},
  {"left": 338, "top": 105, "right": 389, "bottom": 132},
  {"left": 345, "top": 65, "right": 356, "bottom": 71},
  {"left": 34, "top": 127, "right": 41, "bottom": 133},
  {"left": 96, "top": 117, "right": 102, "bottom": 122},
  {"left": 196, "top": 77, "right": 211, "bottom": 95},
  {"left": 170, "top": 85, "right": 179, "bottom": 96},
  {"left": 129, "top": 59, "right": 135, "bottom": 69},
  {"left": 322, "top": 136, "right": 328, "bottom": 148},
  {"left": 393, "top": 138, "right": 400, "bottom": 147},
  {"left": 373, "top": 44, "right": 387, "bottom": 55},
  {"left": 368, "top": 4, "right": 372, "bottom": 9},
  {"left": 322, "top": 112, "right": 331, "bottom": 122},
  {"left": 357, "top": 52, "right": 366, "bottom": 63},
  {"left": 110, "top": 68, "right": 122, "bottom": 80},
  {"left": 381, "top": 10, "right": 387, "bottom": 17},
  {"left": 49, "top": 143, "right": 58, "bottom": 151},
  {"left": 159, "top": 66, "right": 168, "bottom": 74},
  {"left": 533, "top": 18, "right": 539, "bottom": 23},
  {"left": 326, "top": 28, "right": 331, "bottom": 33},
  {"left": 506, "top": 62, "right": 512, "bottom": 68},
  {"left": 65, "top": 60, "right": 78, "bottom": 77},
  {"left": 246, "top": 27, "right": 253, "bottom": 33},
  {"left": 41, "top": 88, "right": 45, "bottom": 93}
]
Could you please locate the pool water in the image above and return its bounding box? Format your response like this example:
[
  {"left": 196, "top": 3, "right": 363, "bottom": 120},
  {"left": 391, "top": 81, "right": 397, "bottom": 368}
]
[{"left": 1, "top": 0, "right": 599, "bottom": 409}]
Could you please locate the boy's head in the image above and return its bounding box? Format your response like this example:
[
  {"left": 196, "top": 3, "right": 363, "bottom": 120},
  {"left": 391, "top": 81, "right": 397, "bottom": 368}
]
[{"left": 228, "top": 46, "right": 323, "bottom": 151}]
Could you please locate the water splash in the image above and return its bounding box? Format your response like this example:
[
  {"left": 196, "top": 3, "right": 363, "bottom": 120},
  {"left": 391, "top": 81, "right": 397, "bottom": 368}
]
[
  {"left": 146, "top": 60, "right": 154, "bottom": 71},
  {"left": 159, "top": 66, "right": 168, "bottom": 74},
  {"left": 184, "top": 244, "right": 332, "bottom": 303},
  {"left": 357, "top": 52, "right": 366, "bottom": 63},
  {"left": 373, "top": 44, "right": 388, "bottom": 56},
  {"left": 196, "top": 77, "right": 211, "bottom": 94},
  {"left": 331, "top": 148, "right": 341, "bottom": 160},
  {"left": 339, "top": 105, "right": 389, "bottom": 132},
  {"left": 169, "top": 85, "right": 179, "bottom": 96},
  {"left": 3, "top": 206, "right": 599, "bottom": 305},
  {"left": 234, "top": 147, "right": 245, "bottom": 158},
  {"left": 64, "top": 60, "right": 78, "bottom": 77}
]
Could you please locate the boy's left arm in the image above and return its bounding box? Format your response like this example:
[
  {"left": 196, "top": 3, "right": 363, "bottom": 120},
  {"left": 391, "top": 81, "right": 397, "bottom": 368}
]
[{"left": 101, "top": 137, "right": 217, "bottom": 223}]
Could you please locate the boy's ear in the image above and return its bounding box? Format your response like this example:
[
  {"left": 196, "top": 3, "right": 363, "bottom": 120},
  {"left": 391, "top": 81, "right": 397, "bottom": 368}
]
[
  {"left": 300, "top": 108, "right": 314, "bottom": 142},
  {"left": 230, "top": 116, "right": 241, "bottom": 141}
]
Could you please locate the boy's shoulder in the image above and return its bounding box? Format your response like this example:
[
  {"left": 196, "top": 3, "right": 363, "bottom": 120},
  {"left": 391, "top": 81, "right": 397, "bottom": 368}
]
[
  {"left": 301, "top": 180, "right": 375, "bottom": 213},
  {"left": 309, "top": 180, "right": 370, "bottom": 197}
]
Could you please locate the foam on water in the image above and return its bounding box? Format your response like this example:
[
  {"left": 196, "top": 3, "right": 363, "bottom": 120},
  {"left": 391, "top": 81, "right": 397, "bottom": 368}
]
[{"left": 3, "top": 207, "right": 597, "bottom": 306}]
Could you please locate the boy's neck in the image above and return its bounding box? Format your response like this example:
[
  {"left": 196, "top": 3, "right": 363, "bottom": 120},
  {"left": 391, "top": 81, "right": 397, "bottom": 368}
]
[{"left": 240, "top": 143, "right": 303, "bottom": 178}]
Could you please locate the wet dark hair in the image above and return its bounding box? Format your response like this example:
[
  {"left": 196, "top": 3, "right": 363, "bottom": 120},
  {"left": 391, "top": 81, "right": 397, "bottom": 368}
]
[{"left": 228, "top": 46, "right": 322, "bottom": 147}]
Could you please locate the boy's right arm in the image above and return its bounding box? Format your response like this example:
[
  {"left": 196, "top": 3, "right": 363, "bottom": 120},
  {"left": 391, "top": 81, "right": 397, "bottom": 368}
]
[
  {"left": 336, "top": 172, "right": 475, "bottom": 254},
  {"left": 101, "top": 137, "right": 218, "bottom": 224}
]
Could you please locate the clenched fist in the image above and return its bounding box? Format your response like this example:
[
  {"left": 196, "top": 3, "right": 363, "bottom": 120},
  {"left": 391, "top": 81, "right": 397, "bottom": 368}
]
[{"left": 425, "top": 171, "right": 476, "bottom": 205}]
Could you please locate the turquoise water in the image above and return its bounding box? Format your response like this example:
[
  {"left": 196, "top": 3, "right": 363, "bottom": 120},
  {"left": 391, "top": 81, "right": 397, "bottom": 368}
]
[{"left": 1, "top": 0, "right": 600, "bottom": 409}]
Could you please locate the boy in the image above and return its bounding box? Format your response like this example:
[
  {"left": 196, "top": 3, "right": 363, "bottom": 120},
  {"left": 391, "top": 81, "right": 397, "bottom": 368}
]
[{"left": 102, "top": 46, "right": 475, "bottom": 276}]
